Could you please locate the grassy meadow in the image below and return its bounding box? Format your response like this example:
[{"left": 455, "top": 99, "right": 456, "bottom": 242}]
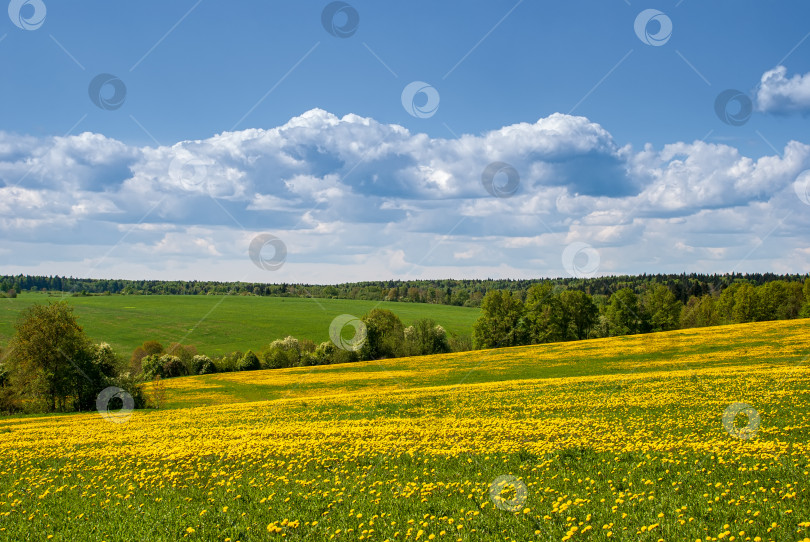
[
  {"left": 0, "top": 293, "right": 480, "bottom": 357},
  {"left": 0, "top": 319, "right": 808, "bottom": 541}
]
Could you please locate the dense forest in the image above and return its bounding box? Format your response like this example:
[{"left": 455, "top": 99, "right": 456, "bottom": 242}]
[{"left": 1, "top": 272, "right": 808, "bottom": 307}]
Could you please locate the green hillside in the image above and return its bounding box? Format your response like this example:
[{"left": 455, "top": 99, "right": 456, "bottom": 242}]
[
  {"left": 0, "top": 293, "right": 479, "bottom": 357},
  {"left": 1, "top": 319, "right": 807, "bottom": 541},
  {"left": 158, "top": 318, "right": 810, "bottom": 409}
]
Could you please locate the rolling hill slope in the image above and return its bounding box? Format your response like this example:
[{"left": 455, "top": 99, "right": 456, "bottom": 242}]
[
  {"left": 0, "top": 319, "right": 807, "bottom": 541},
  {"left": 0, "top": 293, "right": 480, "bottom": 356},
  {"left": 159, "top": 318, "right": 809, "bottom": 409}
]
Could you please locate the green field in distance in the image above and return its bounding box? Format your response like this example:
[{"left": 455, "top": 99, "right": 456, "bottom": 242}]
[{"left": 0, "top": 293, "right": 480, "bottom": 357}]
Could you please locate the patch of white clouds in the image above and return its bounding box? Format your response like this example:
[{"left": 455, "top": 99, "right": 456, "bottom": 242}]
[{"left": 0, "top": 109, "right": 808, "bottom": 282}]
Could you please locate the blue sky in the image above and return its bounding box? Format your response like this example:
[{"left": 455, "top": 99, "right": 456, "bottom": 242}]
[{"left": 1, "top": 1, "right": 810, "bottom": 283}]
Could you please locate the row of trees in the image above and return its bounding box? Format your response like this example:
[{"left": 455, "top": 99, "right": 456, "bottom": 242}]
[
  {"left": 472, "top": 279, "right": 810, "bottom": 348},
  {"left": 126, "top": 309, "right": 459, "bottom": 380},
  {"left": 4, "top": 272, "right": 808, "bottom": 308},
  {"left": 681, "top": 281, "right": 808, "bottom": 327}
]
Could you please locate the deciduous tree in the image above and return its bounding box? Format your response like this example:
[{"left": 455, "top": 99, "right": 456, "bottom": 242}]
[
  {"left": 472, "top": 290, "right": 527, "bottom": 349},
  {"left": 360, "top": 309, "right": 405, "bottom": 360},
  {"left": 8, "top": 302, "right": 94, "bottom": 412}
]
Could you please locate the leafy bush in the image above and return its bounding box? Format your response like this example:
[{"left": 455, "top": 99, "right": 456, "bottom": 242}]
[
  {"left": 141, "top": 341, "right": 164, "bottom": 356},
  {"left": 332, "top": 348, "right": 359, "bottom": 365},
  {"left": 299, "top": 338, "right": 317, "bottom": 360},
  {"left": 359, "top": 309, "right": 405, "bottom": 360},
  {"left": 0, "top": 386, "right": 21, "bottom": 413},
  {"left": 0, "top": 353, "right": 19, "bottom": 413},
  {"left": 312, "top": 341, "right": 338, "bottom": 365},
  {"left": 262, "top": 337, "right": 301, "bottom": 369},
  {"left": 129, "top": 347, "right": 147, "bottom": 375},
  {"left": 448, "top": 334, "right": 473, "bottom": 353},
  {"left": 238, "top": 350, "right": 261, "bottom": 371},
  {"left": 213, "top": 351, "right": 242, "bottom": 373},
  {"left": 403, "top": 319, "right": 450, "bottom": 356},
  {"left": 167, "top": 342, "right": 197, "bottom": 371},
  {"left": 299, "top": 339, "right": 329, "bottom": 366},
  {"left": 161, "top": 355, "right": 187, "bottom": 378},
  {"left": 107, "top": 373, "right": 148, "bottom": 409},
  {"left": 302, "top": 341, "right": 360, "bottom": 366},
  {"left": 191, "top": 355, "right": 217, "bottom": 375},
  {"left": 131, "top": 340, "right": 165, "bottom": 375},
  {"left": 140, "top": 354, "right": 187, "bottom": 379},
  {"left": 0, "top": 357, "right": 8, "bottom": 388},
  {"left": 141, "top": 354, "right": 163, "bottom": 379},
  {"left": 93, "top": 342, "right": 120, "bottom": 377}
]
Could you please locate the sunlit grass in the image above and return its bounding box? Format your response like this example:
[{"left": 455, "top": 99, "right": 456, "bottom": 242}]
[{"left": 0, "top": 319, "right": 807, "bottom": 541}]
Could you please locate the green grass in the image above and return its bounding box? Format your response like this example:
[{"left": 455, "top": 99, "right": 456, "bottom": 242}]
[
  {"left": 0, "top": 292, "right": 479, "bottom": 357},
  {"left": 0, "top": 320, "right": 808, "bottom": 541}
]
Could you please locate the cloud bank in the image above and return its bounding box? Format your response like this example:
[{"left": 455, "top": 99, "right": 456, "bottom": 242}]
[{"left": 1, "top": 109, "right": 809, "bottom": 282}]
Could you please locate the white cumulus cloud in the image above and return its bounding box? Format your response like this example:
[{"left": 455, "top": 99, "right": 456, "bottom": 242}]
[{"left": 756, "top": 66, "right": 810, "bottom": 115}]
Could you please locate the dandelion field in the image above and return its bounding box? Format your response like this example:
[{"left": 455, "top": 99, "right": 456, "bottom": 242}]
[{"left": 0, "top": 320, "right": 808, "bottom": 541}]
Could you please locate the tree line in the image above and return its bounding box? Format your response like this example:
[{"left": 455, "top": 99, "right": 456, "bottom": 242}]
[
  {"left": 128, "top": 308, "right": 462, "bottom": 379},
  {"left": 2, "top": 272, "right": 808, "bottom": 308},
  {"left": 472, "top": 279, "right": 810, "bottom": 348}
]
